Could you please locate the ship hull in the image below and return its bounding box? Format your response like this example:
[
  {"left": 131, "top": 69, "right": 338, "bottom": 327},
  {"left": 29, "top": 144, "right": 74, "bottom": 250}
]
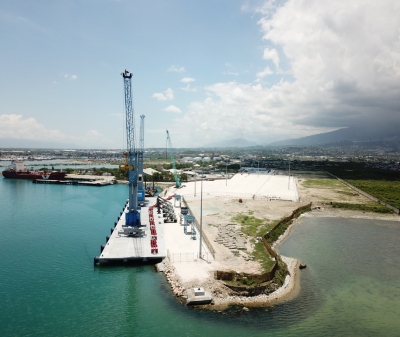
[{"left": 2, "top": 171, "right": 67, "bottom": 180}]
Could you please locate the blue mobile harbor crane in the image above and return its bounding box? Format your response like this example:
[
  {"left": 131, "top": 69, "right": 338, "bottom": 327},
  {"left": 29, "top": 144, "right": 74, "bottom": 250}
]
[
  {"left": 120, "top": 70, "right": 142, "bottom": 228},
  {"left": 137, "top": 114, "right": 145, "bottom": 202},
  {"left": 166, "top": 130, "right": 181, "bottom": 188}
]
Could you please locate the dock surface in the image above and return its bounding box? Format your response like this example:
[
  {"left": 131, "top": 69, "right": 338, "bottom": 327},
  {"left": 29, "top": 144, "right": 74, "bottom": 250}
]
[{"left": 99, "top": 197, "right": 166, "bottom": 263}]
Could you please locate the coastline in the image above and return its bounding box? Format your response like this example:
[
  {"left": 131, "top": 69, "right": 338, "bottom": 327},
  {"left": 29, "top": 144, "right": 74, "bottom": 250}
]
[
  {"left": 161, "top": 207, "right": 399, "bottom": 310},
  {"left": 210, "top": 256, "right": 300, "bottom": 309}
]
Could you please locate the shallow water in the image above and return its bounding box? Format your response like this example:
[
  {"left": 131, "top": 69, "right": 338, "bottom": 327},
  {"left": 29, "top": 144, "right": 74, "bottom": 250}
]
[{"left": 1, "top": 177, "right": 399, "bottom": 336}]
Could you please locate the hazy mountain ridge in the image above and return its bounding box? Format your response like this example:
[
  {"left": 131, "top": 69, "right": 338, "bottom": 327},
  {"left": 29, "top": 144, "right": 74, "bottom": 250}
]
[{"left": 269, "top": 126, "right": 400, "bottom": 147}]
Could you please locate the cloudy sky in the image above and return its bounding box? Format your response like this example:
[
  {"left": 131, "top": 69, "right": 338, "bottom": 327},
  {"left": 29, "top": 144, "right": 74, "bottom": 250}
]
[{"left": 1, "top": 0, "right": 399, "bottom": 148}]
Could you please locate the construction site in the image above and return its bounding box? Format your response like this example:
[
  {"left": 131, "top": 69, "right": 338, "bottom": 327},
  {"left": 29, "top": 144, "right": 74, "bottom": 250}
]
[{"left": 94, "top": 69, "right": 316, "bottom": 307}]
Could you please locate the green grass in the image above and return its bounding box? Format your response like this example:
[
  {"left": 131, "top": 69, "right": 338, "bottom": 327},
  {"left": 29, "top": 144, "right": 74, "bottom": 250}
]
[
  {"left": 266, "top": 205, "right": 312, "bottom": 245},
  {"left": 231, "top": 214, "right": 277, "bottom": 273},
  {"left": 346, "top": 180, "right": 400, "bottom": 210},
  {"left": 301, "top": 178, "right": 342, "bottom": 188},
  {"left": 329, "top": 202, "right": 394, "bottom": 214},
  {"left": 231, "top": 214, "right": 274, "bottom": 237},
  {"left": 252, "top": 240, "right": 276, "bottom": 272}
]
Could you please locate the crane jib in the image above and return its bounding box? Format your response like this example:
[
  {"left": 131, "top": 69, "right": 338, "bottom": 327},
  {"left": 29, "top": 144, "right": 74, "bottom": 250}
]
[{"left": 166, "top": 130, "right": 181, "bottom": 188}]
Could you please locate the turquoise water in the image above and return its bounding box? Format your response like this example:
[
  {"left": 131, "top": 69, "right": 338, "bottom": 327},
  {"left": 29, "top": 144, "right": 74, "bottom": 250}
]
[
  {"left": 278, "top": 217, "right": 400, "bottom": 336},
  {"left": 1, "top": 177, "right": 399, "bottom": 336}
]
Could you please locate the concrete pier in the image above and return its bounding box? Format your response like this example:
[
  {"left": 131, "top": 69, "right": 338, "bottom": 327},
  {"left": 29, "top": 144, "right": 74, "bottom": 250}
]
[
  {"left": 33, "top": 179, "right": 114, "bottom": 186},
  {"left": 98, "top": 197, "right": 166, "bottom": 264}
]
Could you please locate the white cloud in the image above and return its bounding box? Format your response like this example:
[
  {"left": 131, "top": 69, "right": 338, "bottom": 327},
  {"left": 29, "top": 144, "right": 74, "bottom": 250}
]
[
  {"left": 163, "top": 105, "right": 182, "bottom": 113},
  {"left": 262, "top": 48, "right": 279, "bottom": 68},
  {"left": 152, "top": 88, "right": 174, "bottom": 100},
  {"left": 180, "top": 77, "right": 195, "bottom": 83},
  {"left": 87, "top": 130, "right": 102, "bottom": 137},
  {"left": 170, "top": 0, "right": 400, "bottom": 146},
  {"left": 223, "top": 71, "right": 239, "bottom": 76},
  {"left": 0, "top": 114, "right": 114, "bottom": 148},
  {"left": 61, "top": 73, "right": 78, "bottom": 80},
  {"left": 167, "top": 65, "right": 186, "bottom": 73},
  {"left": 256, "top": 66, "right": 273, "bottom": 78},
  {"left": 0, "top": 114, "right": 68, "bottom": 141},
  {"left": 180, "top": 84, "right": 197, "bottom": 92},
  {"left": 224, "top": 63, "right": 239, "bottom": 76}
]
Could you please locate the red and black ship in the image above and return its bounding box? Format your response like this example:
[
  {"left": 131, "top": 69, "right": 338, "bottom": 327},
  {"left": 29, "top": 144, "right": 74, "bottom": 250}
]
[{"left": 2, "top": 161, "right": 67, "bottom": 180}]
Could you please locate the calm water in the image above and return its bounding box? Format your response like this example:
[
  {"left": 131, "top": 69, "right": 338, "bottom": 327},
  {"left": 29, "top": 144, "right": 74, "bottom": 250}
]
[{"left": 1, "top": 177, "right": 399, "bottom": 336}]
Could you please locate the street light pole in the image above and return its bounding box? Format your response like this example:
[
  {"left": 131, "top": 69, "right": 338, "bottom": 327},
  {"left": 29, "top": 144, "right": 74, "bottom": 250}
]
[
  {"left": 194, "top": 173, "right": 196, "bottom": 197},
  {"left": 199, "top": 178, "right": 203, "bottom": 259},
  {"left": 288, "top": 160, "right": 291, "bottom": 189},
  {"left": 225, "top": 163, "right": 227, "bottom": 186}
]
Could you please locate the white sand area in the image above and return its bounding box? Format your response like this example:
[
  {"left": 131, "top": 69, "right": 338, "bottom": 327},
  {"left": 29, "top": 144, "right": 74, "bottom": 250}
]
[{"left": 178, "top": 173, "right": 298, "bottom": 201}]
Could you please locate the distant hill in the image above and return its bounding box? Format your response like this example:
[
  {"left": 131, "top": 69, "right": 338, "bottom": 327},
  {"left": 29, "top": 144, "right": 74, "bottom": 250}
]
[
  {"left": 0, "top": 138, "right": 79, "bottom": 149},
  {"left": 268, "top": 125, "right": 400, "bottom": 146},
  {"left": 203, "top": 138, "right": 259, "bottom": 148}
]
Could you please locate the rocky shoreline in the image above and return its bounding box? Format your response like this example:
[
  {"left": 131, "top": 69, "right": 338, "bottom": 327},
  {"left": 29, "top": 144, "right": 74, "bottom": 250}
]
[
  {"left": 157, "top": 207, "right": 400, "bottom": 310},
  {"left": 157, "top": 253, "right": 300, "bottom": 309}
]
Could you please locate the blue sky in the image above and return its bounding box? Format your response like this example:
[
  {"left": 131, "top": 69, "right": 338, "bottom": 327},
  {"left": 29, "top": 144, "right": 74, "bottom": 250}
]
[{"left": 1, "top": 0, "right": 400, "bottom": 148}]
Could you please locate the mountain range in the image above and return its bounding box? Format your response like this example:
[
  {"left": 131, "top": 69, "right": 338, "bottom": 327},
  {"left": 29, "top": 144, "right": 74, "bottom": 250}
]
[{"left": 268, "top": 125, "right": 400, "bottom": 147}]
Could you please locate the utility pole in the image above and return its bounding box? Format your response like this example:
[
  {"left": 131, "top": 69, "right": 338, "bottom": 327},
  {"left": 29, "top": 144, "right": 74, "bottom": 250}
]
[
  {"left": 194, "top": 173, "right": 196, "bottom": 197},
  {"left": 288, "top": 160, "right": 291, "bottom": 189},
  {"left": 226, "top": 163, "right": 228, "bottom": 186},
  {"left": 199, "top": 178, "right": 203, "bottom": 259}
]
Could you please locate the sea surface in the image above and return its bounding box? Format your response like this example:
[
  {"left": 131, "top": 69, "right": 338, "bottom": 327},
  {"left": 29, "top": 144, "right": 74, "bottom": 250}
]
[{"left": 0, "top": 177, "right": 399, "bottom": 336}]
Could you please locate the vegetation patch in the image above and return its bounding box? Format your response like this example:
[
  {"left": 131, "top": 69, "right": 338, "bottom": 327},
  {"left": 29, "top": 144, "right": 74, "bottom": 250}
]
[
  {"left": 266, "top": 205, "right": 312, "bottom": 246},
  {"left": 301, "top": 178, "right": 342, "bottom": 188},
  {"left": 272, "top": 257, "right": 288, "bottom": 286},
  {"left": 346, "top": 180, "right": 400, "bottom": 210},
  {"left": 231, "top": 214, "right": 277, "bottom": 273},
  {"left": 231, "top": 214, "right": 275, "bottom": 238},
  {"left": 251, "top": 239, "right": 276, "bottom": 272},
  {"left": 329, "top": 202, "right": 395, "bottom": 214}
]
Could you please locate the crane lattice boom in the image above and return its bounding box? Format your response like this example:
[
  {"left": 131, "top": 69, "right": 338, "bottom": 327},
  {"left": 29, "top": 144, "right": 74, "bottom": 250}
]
[
  {"left": 120, "top": 70, "right": 139, "bottom": 227},
  {"left": 138, "top": 115, "right": 145, "bottom": 192},
  {"left": 166, "top": 130, "right": 181, "bottom": 188}
]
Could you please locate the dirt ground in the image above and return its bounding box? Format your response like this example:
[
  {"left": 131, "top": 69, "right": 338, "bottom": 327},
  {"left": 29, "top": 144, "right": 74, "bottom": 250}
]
[
  {"left": 295, "top": 172, "right": 373, "bottom": 204},
  {"left": 160, "top": 171, "right": 394, "bottom": 308},
  {"left": 169, "top": 172, "right": 375, "bottom": 278},
  {"left": 185, "top": 196, "right": 309, "bottom": 273}
]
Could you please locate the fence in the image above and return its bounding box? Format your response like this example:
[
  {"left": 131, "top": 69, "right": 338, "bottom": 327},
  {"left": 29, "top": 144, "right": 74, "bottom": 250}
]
[
  {"left": 167, "top": 251, "right": 212, "bottom": 263},
  {"left": 181, "top": 196, "right": 216, "bottom": 259},
  {"left": 325, "top": 171, "right": 400, "bottom": 215}
]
